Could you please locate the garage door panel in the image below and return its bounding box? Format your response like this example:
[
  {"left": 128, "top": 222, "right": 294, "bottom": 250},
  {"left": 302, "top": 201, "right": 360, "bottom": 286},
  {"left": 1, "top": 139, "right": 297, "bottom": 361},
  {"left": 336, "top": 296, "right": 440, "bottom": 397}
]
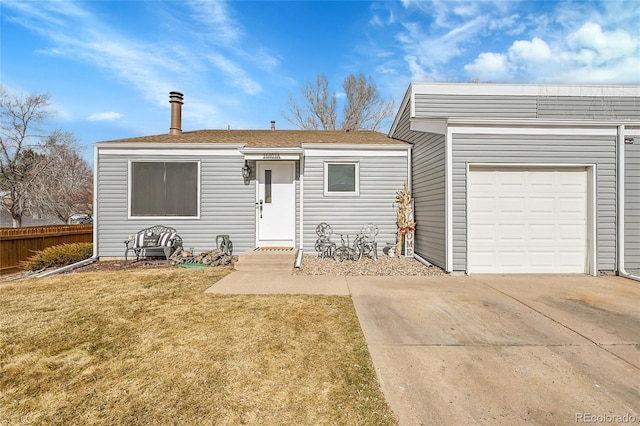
[
  {"left": 528, "top": 224, "right": 555, "bottom": 241},
  {"left": 498, "top": 172, "right": 526, "bottom": 187},
  {"left": 469, "top": 168, "right": 588, "bottom": 274},
  {"left": 498, "top": 224, "right": 526, "bottom": 242},
  {"left": 558, "top": 224, "right": 586, "bottom": 241},
  {"left": 469, "top": 224, "right": 496, "bottom": 242},
  {"left": 529, "top": 197, "right": 555, "bottom": 215},
  {"left": 558, "top": 171, "right": 587, "bottom": 186},
  {"left": 498, "top": 197, "right": 526, "bottom": 214},
  {"left": 529, "top": 251, "right": 556, "bottom": 268},
  {"left": 558, "top": 197, "right": 588, "bottom": 216},
  {"left": 500, "top": 251, "right": 527, "bottom": 268},
  {"left": 469, "top": 196, "right": 496, "bottom": 214}
]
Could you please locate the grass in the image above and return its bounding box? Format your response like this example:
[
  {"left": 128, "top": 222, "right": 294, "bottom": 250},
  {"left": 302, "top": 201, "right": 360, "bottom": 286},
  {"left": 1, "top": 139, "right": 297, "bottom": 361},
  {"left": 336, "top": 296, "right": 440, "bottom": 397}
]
[{"left": 0, "top": 267, "right": 396, "bottom": 425}]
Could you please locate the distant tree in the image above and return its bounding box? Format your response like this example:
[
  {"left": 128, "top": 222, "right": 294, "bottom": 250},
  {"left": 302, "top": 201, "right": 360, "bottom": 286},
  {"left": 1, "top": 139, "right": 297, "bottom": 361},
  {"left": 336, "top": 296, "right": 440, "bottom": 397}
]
[
  {"left": 284, "top": 73, "right": 395, "bottom": 131},
  {"left": 0, "top": 86, "right": 91, "bottom": 227},
  {"left": 30, "top": 132, "right": 93, "bottom": 223},
  {"left": 341, "top": 74, "right": 396, "bottom": 131},
  {"left": 284, "top": 73, "right": 337, "bottom": 130}
]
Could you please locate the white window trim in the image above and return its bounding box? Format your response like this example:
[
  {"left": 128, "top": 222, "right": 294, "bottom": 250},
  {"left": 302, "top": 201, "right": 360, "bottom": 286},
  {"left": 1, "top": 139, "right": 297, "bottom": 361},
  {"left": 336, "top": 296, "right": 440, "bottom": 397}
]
[
  {"left": 323, "top": 161, "right": 360, "bottom": 197},
  {"left": 127, "top": 160, "right": 201, "bottom": 220}
]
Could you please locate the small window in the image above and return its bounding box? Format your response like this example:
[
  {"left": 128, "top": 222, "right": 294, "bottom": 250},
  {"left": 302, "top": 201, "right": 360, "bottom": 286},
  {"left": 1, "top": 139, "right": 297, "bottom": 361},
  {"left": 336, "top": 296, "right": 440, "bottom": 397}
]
[
  {"left": 265, "top": 169, "right": 272, "bottom": 203},
  {"left": 324, "top": 162, "right": 359, "bottom": 196},
  {"left": 130, "top": 161, "right": 199, "bottom": 217}
]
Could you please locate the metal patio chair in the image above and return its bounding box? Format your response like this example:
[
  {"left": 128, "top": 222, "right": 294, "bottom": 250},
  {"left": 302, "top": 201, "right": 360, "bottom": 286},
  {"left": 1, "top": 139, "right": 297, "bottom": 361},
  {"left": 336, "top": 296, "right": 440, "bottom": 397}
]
[
  {"left": 357, "top": 223, "right": 378, "bottom": 260},
  {"left": 315, "top": 222, "right": 336, "bottom": 259}
]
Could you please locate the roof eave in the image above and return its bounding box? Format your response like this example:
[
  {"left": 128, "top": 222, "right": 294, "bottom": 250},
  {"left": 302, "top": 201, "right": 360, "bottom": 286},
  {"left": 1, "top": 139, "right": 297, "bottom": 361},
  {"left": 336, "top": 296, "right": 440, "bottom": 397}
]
[
  {"left": 95, "top": 142, "right": 245, "bottom": 149},
  {"left": 302, "top": 143, "right": 409, "bottom": 150}
]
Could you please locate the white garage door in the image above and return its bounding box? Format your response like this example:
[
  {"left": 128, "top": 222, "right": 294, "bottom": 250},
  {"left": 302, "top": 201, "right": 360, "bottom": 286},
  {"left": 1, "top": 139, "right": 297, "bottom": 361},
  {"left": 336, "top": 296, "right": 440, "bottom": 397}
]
[{"left": 468, "top": 167, "right": 588, "bottom": 274}]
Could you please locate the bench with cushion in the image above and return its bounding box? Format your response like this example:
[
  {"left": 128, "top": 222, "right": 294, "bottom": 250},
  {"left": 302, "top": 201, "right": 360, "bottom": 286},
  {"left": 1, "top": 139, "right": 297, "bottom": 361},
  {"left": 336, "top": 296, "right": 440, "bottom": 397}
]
[{"left": 124, "top": 225, "right": 183, "bottom": 264}]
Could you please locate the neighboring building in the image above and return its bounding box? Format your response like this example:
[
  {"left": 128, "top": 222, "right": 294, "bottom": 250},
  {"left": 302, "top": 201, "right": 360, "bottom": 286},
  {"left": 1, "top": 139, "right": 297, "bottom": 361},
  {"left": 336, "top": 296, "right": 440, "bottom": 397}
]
[
  {"left": 389, "top": 83, "right": 640, "bottom": 276},
  {"left": 94, "top": 92, "right": 410, "bottom": 259}
]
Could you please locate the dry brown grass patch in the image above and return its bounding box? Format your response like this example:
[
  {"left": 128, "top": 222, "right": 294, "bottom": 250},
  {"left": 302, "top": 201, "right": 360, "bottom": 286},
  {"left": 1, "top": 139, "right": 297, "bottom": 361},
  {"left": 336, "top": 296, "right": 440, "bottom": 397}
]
[{"left": 0, "top": 268, "right": 396, "bottom": 425}]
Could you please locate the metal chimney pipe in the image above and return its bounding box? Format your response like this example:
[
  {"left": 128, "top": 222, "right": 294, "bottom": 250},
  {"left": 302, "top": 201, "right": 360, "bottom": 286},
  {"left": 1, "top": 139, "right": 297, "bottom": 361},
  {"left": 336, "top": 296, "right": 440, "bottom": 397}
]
[
  {"left": 169, "top": 91, "right": 184, "bottom": 135},
  {"left": 270, "top": 120, "right": 276, "bottom": 130}
]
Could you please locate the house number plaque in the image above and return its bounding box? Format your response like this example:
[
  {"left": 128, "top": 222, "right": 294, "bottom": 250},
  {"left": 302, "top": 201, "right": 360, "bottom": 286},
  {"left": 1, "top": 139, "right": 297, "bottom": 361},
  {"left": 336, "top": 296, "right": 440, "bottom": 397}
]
[{"left": 262, "top": 153, "right": 280, "bottom": 159}]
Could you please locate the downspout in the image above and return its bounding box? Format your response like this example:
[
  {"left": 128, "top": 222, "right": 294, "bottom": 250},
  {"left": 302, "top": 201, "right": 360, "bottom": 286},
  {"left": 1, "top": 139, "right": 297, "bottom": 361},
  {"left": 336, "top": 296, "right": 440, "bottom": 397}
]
[
  {"left": 36, "top": 146, "right": 101, "bottom": 278},
  {"left": 296, "top": 155, "right": 304, "bottom": 268},
  {"left": 617, "top": 125, "right": 640, "bottom": 281}
]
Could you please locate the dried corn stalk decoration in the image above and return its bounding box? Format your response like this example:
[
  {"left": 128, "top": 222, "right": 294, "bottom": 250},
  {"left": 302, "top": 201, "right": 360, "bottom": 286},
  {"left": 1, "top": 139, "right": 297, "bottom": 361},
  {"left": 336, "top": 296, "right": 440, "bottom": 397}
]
[{"left": 395, "top": 180, "right": 416, "bottom": 257}]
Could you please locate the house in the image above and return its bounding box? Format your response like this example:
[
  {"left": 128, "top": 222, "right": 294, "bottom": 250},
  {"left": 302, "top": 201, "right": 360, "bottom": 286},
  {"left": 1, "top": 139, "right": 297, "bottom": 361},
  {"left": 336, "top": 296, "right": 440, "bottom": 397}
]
[
  {"left": 389, "top": 83, "right": 640, "bottom": 276},
  {"left": 94, "top": 92, "right": 410, "bottom": 259}
]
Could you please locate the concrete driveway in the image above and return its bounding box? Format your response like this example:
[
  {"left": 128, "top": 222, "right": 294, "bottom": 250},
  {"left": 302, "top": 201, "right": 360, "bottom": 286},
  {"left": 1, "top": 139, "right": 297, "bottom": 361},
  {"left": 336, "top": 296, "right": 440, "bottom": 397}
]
[{"left": 348, "top": 275, "right": 640, "bottom": 425}]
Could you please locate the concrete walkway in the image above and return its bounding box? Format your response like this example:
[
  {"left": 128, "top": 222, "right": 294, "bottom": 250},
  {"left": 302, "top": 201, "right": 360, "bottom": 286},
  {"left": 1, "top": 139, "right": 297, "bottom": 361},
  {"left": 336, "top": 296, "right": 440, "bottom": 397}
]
[{"left": 205, "top": 272, "right": 640, "bottom": 425}]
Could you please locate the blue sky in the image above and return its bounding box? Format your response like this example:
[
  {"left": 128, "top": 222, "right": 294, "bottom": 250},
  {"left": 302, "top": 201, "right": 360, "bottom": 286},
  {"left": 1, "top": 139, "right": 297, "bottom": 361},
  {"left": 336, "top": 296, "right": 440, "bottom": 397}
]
[{"left": 2, "top": 0, "right": 639, "bottom": 164}]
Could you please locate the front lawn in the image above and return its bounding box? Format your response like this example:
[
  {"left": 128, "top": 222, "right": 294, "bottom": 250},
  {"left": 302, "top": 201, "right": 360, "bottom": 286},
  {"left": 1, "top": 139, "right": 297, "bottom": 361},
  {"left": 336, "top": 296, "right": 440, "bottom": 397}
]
[{"left": 0, "top": 267, "right": 396, "bottom": 425}]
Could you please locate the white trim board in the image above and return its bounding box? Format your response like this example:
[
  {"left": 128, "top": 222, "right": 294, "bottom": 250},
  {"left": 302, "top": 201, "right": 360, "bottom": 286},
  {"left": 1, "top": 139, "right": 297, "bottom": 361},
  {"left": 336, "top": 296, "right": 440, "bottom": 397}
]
[
  {"left": 410, "top": 83, "right": 640, "bottom": 97},
  {"left": 448, "top": 126, "right": 618, "bottom": 136},
  {"left": 304, "top": 149, "right": 408, "bottom": 157},
  {"left": 99, "top": 148, "right": 241, "bottom": 157}
]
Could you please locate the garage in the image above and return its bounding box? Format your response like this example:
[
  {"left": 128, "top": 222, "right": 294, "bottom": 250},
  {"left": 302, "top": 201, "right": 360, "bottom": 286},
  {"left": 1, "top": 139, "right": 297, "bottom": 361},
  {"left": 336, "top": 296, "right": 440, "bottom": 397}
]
[{"left": 468, "top": 166, "right": 590, "bottom": 274}]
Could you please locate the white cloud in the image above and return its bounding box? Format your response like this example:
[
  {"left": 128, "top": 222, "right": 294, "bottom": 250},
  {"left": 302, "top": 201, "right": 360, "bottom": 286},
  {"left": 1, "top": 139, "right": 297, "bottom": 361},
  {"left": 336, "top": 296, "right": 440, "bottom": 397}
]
[
  {"left": 392, "top": 1, "right": 639, "bottom": 84},
  {"left": 87, "top": 112, "right": 123, "bottom": 122},
  {"left": 188, "top": 0, "right": 243, "bottom": 44},
  {"left": 207, "top": 53, "right": 262, "bottom": 95},
  {"left": 508, "top": 37, "right": 553, "bottom": 63},
  {"left": 464, "top": 23, "right": 639, "bottom": 84},
  {"left": 464, "top": 52, "right": 512, "bottom": 81},
  {"left": 567, "top": 22, "right": 638, "bottom": 63}
]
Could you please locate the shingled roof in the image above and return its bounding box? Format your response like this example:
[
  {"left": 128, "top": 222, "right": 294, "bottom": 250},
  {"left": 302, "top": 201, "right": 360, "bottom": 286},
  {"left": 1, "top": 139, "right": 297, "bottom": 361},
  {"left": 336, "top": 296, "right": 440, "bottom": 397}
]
[{"left": 98, "top": 129, "right": 405, "bottom": 147}]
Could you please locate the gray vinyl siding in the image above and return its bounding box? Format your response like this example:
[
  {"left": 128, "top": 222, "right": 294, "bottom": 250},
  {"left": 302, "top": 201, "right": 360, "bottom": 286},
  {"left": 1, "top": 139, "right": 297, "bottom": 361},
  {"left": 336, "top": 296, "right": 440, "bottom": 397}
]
[
  {"left": 302, "top": 153, "right": 408, "bottom": 255},
  {"left": 391, "top": 101, "right": 413, "bottom": 140},
  {"left": 625, "top": 138, "right": 640, "bottom": 269},
  {"left": 96, "top": 150, "right": 256, "bottom": 257},
  {"left": 415, "top": 94, "right": 537, "bottom": 119},
  {"left": 389, "top": 102, "right": 447, "bottom": 267},
  {"left": 538, "top": 97, "right": 640, "bottom": 121},
  {"left": 410, "top": 134, "right": 446, "bottom": 268},
  {"left": 451, "top": 134, "right": 617, "bottom": 273},
  {"left": 414, "top": 94, "right": 639, "bottom": 122}
]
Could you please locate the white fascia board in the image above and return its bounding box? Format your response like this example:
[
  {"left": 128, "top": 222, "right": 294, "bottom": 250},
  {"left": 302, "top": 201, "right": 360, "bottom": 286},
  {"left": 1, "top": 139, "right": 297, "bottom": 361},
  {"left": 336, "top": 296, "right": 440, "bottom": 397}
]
[
  {"left": 239, "top": 147, "right": 304, "bottom": 154},
  {"left": 302, "top": 143, "right": 409, "bottom": 150},
  {"left": 240, "top": 147, "right": 303, "bottom": 160},
  {"left": 410, "top": 118, "right": 448, "bottom": 135},
  {"left": 95, "top": 142, "right": 244, "bottom": 149},
  {"left": 243, "top": 153, "right": 301, "bottom": 160},
  {"left": 410, "top": 82, "right": 640, "bottom": 97},
  {"left": 97, "top": 148, "right": 242, "bottom": 156},
  {"left": 446, "top": 118, "right": 640, "bottom": 128},
  {"left": 449, "top": 125, "right": 618, "bottom": 136},
  {"left": 304, "top": 147, "right": 408, "bottom": 157}
]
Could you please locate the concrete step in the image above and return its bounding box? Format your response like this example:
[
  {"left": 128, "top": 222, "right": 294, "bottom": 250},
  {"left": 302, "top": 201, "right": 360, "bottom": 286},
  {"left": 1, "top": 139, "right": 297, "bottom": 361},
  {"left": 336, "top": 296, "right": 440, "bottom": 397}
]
[
  {"left": 234, "top": 262, "right": 294, "bottom": 272},
  {"left": 234, "top": 248, "right": 298, "bottom": 273}
]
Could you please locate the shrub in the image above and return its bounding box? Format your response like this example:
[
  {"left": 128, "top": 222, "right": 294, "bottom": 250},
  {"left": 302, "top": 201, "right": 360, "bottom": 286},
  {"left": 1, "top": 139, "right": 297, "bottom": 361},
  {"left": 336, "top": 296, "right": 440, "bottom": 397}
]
[{"left": 24, "top": 243, "right": 93, "bottom": 271}]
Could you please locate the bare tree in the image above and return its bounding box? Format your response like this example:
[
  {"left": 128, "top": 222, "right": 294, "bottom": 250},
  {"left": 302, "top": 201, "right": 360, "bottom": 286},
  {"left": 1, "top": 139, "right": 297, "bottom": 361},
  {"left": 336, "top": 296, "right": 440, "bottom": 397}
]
[
  {"left": 341, "top": 74, "right": 396, "bottom": 131},
  {"left": 284, "top": 73, "right": 394, "bottom": 131},
  {"left": 0, "top": 87, "right": 89, "bottom": 227},
  {"left": 30, "top": 132, "right": 93, "bottom": 223},
  {"left": 284, "top": 73, "right": 337, "bottom": 130}
]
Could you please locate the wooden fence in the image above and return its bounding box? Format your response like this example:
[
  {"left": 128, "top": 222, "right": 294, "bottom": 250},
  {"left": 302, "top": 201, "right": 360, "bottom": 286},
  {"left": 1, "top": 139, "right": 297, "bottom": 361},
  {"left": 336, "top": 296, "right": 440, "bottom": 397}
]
[{"left": 0, "top": 224, "right": 93, "bottom": 275}]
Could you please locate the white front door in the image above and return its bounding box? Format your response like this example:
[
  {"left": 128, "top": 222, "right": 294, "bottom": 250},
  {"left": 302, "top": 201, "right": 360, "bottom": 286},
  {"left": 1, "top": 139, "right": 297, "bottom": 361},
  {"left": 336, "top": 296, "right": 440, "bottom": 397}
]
[{"left": 256, "top": 161, "right": 295, "bottom": 246}]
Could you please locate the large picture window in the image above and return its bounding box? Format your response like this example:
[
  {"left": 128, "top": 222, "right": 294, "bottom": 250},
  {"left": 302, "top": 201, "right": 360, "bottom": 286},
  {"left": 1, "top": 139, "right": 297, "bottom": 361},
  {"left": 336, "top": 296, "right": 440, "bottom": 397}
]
[
  {"left": 324, "top": 162, "right": 359, "bottom": 196},
  {"left": 130, "top": 161, "right": 199, "bottom": 217}
]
